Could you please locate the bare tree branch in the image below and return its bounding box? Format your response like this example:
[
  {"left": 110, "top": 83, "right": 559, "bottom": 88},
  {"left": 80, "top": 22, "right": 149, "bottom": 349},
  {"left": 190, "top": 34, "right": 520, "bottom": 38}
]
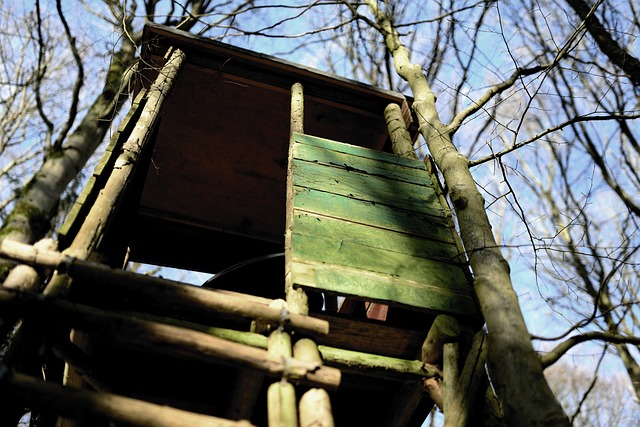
[
  {"left": 541, "top": 332, "right": 640, "bottom": 368},
  {"left": 566, "top": 0, "right": 640, "bottom": 86},
  {"left": 469, "top": 112, "right": 640, "bottom": 167}
]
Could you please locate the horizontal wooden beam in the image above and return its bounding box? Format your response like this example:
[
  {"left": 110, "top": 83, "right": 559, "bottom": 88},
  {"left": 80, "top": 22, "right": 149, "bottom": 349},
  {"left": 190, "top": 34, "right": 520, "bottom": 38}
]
[
  {"left": 0, "top": 287, "right": 340, "bottom": 390},
  {"left": 0, "top": 367, "right": 255, "bottom": 427},
  {"left": 0, "top": 239, "right": 329, "bottom": 336},
  {"left": 188, "top": 325, "right": 441, "bottom": 383}
]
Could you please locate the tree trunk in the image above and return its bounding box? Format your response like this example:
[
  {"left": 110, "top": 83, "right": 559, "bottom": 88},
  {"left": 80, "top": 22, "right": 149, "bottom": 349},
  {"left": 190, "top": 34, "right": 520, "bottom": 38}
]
[
  {"left": 0, "top": 37, "right": 137, "bottom": 249},
  {"left": 364, "top": 1, "right": 569, "bottom": 425}
]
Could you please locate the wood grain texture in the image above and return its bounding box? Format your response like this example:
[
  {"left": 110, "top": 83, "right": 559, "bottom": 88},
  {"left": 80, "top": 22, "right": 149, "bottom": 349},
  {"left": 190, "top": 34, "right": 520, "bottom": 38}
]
[{"left": 287, "top": 133, "right": 479, "bottom": 317}]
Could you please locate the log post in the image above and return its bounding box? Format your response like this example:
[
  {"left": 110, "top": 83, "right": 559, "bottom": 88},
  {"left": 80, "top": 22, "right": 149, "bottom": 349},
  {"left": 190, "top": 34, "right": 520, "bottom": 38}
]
[
  {"left": 295, "top": 339, "right": 334, "bottom": 427},
  {"left": 443, "top": 341, "right": 460, "bottom": 427},
  {"left": 449, "top": 330, "right": 489, "bottom": 427},
  {"left": 290, "top": 82, "right": 304, "bottom": 134},
  {"left": 299, "top": 389, "right": 334, "bottom": 427},
  {"left": 267, "top": 326, "right": 298, "bottom": 427},
  {"left": 422, "top": 315, "right": 460, "bottom": 366},
  {"left": 268, "top": 380, "right": 298, "bottom": 427},
  {"left": 384, "top": 103, "right": 418, "bottom": 160}
]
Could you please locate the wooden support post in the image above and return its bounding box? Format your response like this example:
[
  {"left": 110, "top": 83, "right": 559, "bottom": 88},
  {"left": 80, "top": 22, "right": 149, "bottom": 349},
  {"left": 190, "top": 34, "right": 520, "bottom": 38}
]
[
  {"left": 384, "top": 103, "right": 418, "bottom": 160},
  {"left": 287, "top": 82, "right": 310, "bottom": 315},
  {"left": 284, "top": 82, "right": 335, "bottom": 426},
  {"left": 448, "top": 330, "right": 489, "bottom": 427},
  {"left": 422, "top": 315, "right": 460, "bottom": 366},
  {"left": 299, "top": 389, "right": 334, "bottom": 427},
  {"left": 268, "top": 381, "right": 298, "bottom": 427},
  {"left": 295, "top": 339, "right": 335, "bottom": 427},
  {"left": 267, "top": 327, "right": 298, "bottom": 427},
  {"left": 443, "top": 341, "right": 460, "bottom": 427},
  {"left": 290, "top": 82, "right": 304, "bottom": 134}
]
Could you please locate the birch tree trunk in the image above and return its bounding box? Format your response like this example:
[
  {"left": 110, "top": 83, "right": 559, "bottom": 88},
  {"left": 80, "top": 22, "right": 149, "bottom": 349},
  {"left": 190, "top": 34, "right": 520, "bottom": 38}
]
[
  {"left": 0, "top": 0, "right": 210, "bottom": 254},
  {"left": 0, "top": 37, "right": 137, "bottom": 247},
  {"left": 363, "top": 1, "right": 569, "bottom": 425}
]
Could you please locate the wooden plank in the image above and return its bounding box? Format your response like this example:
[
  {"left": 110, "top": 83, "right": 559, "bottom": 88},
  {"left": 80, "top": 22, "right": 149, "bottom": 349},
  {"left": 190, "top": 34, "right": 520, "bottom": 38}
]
[
  {"left": 293, "top": 133, "right": 422, "bottom": 171},
  {"left": 293, "top": 188, "right": 453, "bottom": 243},
  {"left": 294, "top": 143, "right": 430, "bottom": 187},
  {"left": 292, "top": 262, "right": 479, "bottom": 316},
  {"left": 292, "top": 159, "right": 443, "bottom": 217},
  {"left": 293, "top": 212, "right": 462, "bottom": 264},
  {"left": 291, "top": 234, "right": 470, "bottom": 294}
]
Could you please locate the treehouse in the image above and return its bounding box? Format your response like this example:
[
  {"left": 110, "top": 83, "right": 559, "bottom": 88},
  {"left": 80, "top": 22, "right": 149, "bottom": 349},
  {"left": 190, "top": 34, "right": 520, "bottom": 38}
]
[{"left": 0, "top": 23, "right": 486, "bottom": 427}]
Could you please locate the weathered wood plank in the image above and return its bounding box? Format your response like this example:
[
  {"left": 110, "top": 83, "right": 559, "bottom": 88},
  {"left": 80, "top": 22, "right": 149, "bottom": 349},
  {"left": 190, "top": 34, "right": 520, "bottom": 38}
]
[
  {"left": 293, "top": 212, "right": 462, "bottom": 264},
  {"left": 291, "top": 234, "right": 470, "bottom": 293},
  {"left": 293, "top": 188, "right": 453, "bottom": 243},
  {"left": 293, "top": 133, "right": 422, "bottom": 170},
  {"left": 293, "top": 142, "right": 431, "bottom": 187},
  {"left": 292, "top": 262, "right": 479, "bottom": 316},
  {"left": 292, "top": 159, "right": 444, "bottom": 217}
]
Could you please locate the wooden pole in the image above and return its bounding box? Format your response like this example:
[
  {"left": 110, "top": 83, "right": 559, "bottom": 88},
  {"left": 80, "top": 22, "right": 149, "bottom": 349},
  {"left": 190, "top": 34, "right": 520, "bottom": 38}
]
[
  {"left": 267, "top": 328, "right": 298, "bottom": 427},
  {"left": 0, "top": 369, "right": 255, "bottom": 427},
  {"left": 299, "top": 389, "right": 334, "bottom": 427},
  {"left": 268, "top": 381, "right": 298, "bottom": 427},
  {"left": 295, "top": 339, "right": 334, "bottom": 427},
  {"left": 448, "top": 330, "right": 489, "bottom": 427},
  {"left": 443, "top": 341, "right": 460, "bottom": 427},
  {"left": 290, "top": 82, "right": 304, "bottom": 134},
  {"left": 0, "top": 239, "right": 330, "bottom": 337},
  {"left": 54, "top": 47, "right": 186, "bottom": 270},
  {"left": 384, "top": 103, "right": 418, "bottom": 160},
  {"left": 0, "top": 287, "right": 340, "bottom": 390},
  {"left": 422, "top": 315, "right": 461, "bottom": 366}
]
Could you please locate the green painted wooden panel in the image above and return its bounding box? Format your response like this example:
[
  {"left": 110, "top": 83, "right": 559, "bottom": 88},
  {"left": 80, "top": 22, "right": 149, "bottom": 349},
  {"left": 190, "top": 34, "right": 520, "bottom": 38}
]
[
  {"left": 293, "top": 187, "right": 454, "bottom": 243},
  {"left": 293, "top": 212, "right": 462, "bottom": 264},
  {"left": 291, "top": 261, "right": 479, "bottom": 316},
  {"left": 293, "top": 133, "right": 424, "bottom": 171},
  {"left": 292, "top": 158, "right": 445, "bottom": 218},
  {"left": 293, "top": 142, "right": 433, "bottom": 187},
  {"left": 292, "top": 233, "right": 470, "bottom": 293},
  {"left": 288, "top": 133, "right": 478, "bottom": 317}
]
